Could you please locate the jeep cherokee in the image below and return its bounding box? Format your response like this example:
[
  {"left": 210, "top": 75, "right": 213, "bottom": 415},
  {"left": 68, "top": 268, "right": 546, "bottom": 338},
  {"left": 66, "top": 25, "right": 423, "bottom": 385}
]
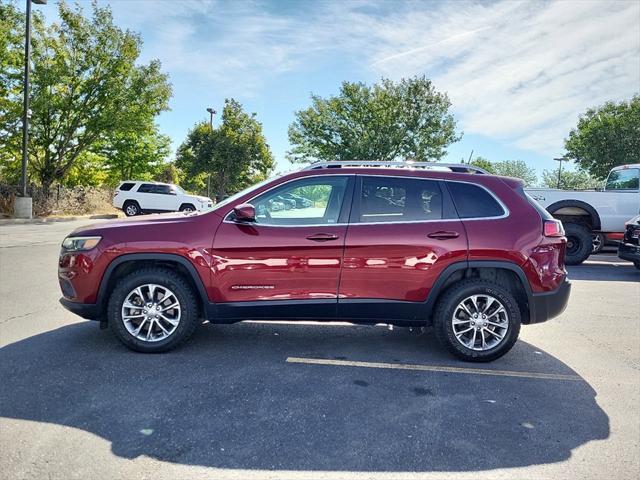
[{"left": 59, "top": 162, "right": 571, "bottom": 361}]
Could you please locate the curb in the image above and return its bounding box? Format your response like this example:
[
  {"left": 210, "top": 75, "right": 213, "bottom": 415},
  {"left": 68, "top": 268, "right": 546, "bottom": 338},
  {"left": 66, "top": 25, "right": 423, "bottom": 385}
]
[{"left": 0, "top": 214, "right": 119, "bottom": 226}]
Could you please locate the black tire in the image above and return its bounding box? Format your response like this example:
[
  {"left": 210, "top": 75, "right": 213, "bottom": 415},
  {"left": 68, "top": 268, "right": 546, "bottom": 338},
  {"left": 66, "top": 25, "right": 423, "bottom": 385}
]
[
  {"left": 123, "top": 200, "right": 141, "bottom": 217},
  {"left": 433, "top": 279, "right": 521, "bottom": 362},
  {"left": 179, "top": 203, "right": 196, "bottom": 212},
  {"left": 564, "top": 223, "right": 592, "bottom": 265},
  {"left": 591, "top": 232, "right": 605, "bottom": 254},
  {"left": 634, "top": 261, "right": 640, "bottom": 270},
  {"left": 107, "top": 267, "right": 199, "bottom": 353}
]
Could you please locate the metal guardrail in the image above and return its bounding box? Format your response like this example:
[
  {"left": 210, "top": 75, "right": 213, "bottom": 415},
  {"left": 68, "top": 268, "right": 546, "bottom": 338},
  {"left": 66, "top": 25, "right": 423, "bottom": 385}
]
[{"left": 302, "top": 160, "right": 488, "bottom": 174}]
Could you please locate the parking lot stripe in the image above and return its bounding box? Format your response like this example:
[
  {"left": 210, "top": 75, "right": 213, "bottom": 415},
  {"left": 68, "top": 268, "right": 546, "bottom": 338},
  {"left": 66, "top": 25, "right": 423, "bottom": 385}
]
[{"left": 286, "top": 357, "right": 583, "bottom": 381}]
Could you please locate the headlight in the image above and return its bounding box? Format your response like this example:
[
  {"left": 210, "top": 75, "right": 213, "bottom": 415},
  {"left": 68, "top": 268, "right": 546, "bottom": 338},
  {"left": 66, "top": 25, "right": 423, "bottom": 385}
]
[{"left": 61, "top": 236, "right": 102, "bottom": 252}]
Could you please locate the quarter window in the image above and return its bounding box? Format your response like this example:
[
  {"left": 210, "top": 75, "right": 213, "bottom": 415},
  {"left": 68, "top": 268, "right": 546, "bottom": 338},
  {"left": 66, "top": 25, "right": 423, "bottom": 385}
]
[
  {"left": 356, "top": 177, "right": 444, "bottom": 223},
  {"left": 250, "top": 176, "right": 349, "bottom": 225},
  {"left": 447, "top": 182, "right": 505, "bottom": 218},
  {"left": 119, "top": 182, "right": 135, "bottom": 191}
]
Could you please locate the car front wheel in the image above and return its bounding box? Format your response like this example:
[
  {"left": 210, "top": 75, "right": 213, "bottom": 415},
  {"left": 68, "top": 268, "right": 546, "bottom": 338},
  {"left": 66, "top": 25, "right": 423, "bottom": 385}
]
[
  {"left": 107, "top": 268, "right": 199, "bottom": 353},
  {"left": 433, "top": 279, "right": 521, "bottom": 362}
]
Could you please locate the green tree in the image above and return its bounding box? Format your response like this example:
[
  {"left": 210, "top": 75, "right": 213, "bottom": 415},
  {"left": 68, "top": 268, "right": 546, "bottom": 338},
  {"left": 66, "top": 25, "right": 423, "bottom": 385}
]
[
  {"left": 541, "top": 167, "right": 600, "bottom": 190},
  {"left": 492, "top": 160, "right": 537, "bottom": 186},
  {"left": 176, "top": 99, "right": 275, "bottom": 199},
  {"left": 154, "top": 162, "right": 184, "bottom": 185},
  {"left": 288, "top": 76, "right": 461, "bottom": 163},
  {"left": 0, "top": 1, "right": 171, "bottom": 191},
  {"left": 565, "top": 96, "right": 640, "bottom": 179},
  {"left": 98, "top": 126, "right": 171, "bottom": 184},
  {"left": 469, "top": 157, "right": 537, "bottom": 185},
  {"left": 469, "top": 156, "right": 496, "bottom": 174}
]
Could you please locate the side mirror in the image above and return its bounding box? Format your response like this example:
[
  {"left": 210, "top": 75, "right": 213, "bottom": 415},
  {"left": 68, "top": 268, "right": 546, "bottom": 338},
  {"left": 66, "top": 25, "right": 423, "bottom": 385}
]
[{"left": 233, "top": 203, "right": 256, "bottom": 223}]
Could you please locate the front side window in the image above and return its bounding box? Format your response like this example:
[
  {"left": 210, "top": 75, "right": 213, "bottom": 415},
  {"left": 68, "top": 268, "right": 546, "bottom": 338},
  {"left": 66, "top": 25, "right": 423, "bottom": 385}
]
[
  {"left": 250, "top": 176, "right": 349, "bottom": 225},
  {"left": 447, "top": 182, "right": 505, "bottom": 219},
  {"left": 356, "top": 176, "right": 443, "bottom": 223},
  {"left": 605, "top": 168, "right": 639, "bottom": 190}
]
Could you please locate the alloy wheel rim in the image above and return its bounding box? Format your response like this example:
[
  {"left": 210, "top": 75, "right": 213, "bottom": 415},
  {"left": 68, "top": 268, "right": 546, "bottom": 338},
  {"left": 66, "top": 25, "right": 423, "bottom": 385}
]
[
  {"left": 451, "top": 294, "right": 509, "bottom": 351},
  {"left": 121, "top": 284, "right": 181, "bottom": 342},
  {"left": 592, "top": 234, "right": 602, "bottom": 252},
  {"left": 126, "top": 205, "right": 137, "bottom": 215}
]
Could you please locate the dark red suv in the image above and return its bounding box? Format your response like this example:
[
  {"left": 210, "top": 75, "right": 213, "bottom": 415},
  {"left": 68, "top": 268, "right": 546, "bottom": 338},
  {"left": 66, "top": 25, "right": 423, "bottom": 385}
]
[{"left": 59, "top": 162, "right": 571, "bottom": 361}]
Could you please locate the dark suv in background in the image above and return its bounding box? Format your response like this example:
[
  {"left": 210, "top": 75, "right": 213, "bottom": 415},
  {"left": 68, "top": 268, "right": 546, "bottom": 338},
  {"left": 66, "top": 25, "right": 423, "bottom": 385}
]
[{"left": 59, "top": 161, "right": 570, "bottom": 362}]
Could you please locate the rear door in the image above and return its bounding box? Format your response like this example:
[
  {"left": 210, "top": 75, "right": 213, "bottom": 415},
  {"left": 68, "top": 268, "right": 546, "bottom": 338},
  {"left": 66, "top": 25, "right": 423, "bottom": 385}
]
[{"left": 338, "top": 174, "right": 468, "bottom": 321}]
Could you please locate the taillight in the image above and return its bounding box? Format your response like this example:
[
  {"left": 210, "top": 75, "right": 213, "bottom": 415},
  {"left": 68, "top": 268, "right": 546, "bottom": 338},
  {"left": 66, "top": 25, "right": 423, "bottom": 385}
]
[{"left": 544, "top": 220, "right": 565, "bottom": 237}]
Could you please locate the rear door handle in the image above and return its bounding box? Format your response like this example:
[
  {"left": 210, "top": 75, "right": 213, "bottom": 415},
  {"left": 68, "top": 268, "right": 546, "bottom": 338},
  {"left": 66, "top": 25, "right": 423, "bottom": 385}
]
[
  {"left": 306, "top": 233, "right": 339, "bottom": 242},
  {"left": 427, "top": 231, "right": 460, "bottom": 240}
]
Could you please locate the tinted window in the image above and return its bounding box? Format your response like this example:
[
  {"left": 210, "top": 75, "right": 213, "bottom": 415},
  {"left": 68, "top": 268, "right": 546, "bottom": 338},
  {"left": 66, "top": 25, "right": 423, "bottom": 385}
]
[
  {"left": 250, "top": 176, "right": 349, "bottom": 225},
  {"left": 357, "top": 177, "right": 443, "bottom": 223},
  {"left": 119, "top": 182, "right": 135, "bottom": 191},
  {"left": 137, "top": 184, "right": 155, "bottom": 193},
  {"left": 448, "top": 182, "right": 505, "bottom": 218},
  {"left": 605, "top": 168, "right": 639, "bottom": 190},
  {"left": 154, "top": 184, "right": 172, "bottom": 195}
]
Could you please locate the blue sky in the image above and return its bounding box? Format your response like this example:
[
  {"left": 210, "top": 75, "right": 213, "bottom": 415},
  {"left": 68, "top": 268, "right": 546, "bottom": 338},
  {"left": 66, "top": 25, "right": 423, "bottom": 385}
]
[{"left": 37, "top": 0, "right": 640, "bottom": 177}]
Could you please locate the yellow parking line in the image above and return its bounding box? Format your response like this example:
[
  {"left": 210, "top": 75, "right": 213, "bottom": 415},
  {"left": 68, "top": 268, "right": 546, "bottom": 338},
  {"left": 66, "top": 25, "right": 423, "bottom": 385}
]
[{"left": 286, "top": 357, "right": 582, "bottom": 382}]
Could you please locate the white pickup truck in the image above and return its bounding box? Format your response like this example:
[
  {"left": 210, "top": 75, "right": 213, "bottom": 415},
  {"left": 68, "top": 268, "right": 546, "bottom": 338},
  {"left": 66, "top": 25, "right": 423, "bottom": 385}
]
[{"left": 526, "top": 164, "right": 640, "bottom": 265}]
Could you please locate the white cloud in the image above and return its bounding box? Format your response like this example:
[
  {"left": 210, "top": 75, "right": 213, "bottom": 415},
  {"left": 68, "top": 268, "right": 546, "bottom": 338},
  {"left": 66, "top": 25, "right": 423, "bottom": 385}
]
[
  {"left": 362, "top": 0, "right": 640, "bottom": 155},
  {"left": 93, "top": 0, "right": 639, "bottom": 156}
]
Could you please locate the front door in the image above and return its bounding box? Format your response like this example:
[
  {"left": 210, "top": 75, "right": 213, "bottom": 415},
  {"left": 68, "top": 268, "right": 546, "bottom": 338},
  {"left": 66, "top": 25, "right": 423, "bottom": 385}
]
[
  {"left": 338, "top": 174, "right": 468, "bottom": 321},
  {"left": 211, "top": 175, "right": 353, "bottom": 320}
]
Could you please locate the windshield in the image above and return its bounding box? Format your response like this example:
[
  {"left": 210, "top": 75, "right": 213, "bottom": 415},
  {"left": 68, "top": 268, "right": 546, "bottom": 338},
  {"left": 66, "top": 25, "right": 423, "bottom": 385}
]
[
  {"left": 212, "top": 175, "right": 282, "bottom": 211},
  {"left": 605, "top": 168, "right": 639, "bottom": 190},
  {"left": 173, "top": 185, "right": 186, "bottom": 194}
]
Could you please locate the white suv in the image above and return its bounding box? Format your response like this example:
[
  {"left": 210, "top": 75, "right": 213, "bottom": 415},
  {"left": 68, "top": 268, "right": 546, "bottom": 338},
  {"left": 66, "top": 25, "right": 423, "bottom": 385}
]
[{"left": 113, "top": 181, "right": 213, "bottom": 216}]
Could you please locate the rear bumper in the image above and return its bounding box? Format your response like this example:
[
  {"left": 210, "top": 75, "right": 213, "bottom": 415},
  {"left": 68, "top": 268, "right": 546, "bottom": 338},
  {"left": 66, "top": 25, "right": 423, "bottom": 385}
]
[
  {"left": 59, "top": 297, "right": 101, "bottom": 321},
  {"left": 528, "top": 279, "right": 571, "bottom": 324},
  {"left": 618, "top": 243, "right": 640, "bottom": 263}
]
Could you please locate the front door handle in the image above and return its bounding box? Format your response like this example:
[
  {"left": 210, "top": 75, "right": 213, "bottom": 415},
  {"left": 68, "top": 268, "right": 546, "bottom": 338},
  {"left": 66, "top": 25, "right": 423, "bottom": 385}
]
[
  {"left": 306, "top": 233, "right": 339, "bottom": 242},
  {"left": 427, "top": 231, "right": 460, "bottom": 240}
]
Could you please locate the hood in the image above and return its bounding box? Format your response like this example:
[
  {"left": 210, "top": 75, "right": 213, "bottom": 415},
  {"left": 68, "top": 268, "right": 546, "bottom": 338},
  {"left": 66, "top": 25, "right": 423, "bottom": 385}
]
[{"left": 68, "top": 211, "right": 202, "bottom": 237}]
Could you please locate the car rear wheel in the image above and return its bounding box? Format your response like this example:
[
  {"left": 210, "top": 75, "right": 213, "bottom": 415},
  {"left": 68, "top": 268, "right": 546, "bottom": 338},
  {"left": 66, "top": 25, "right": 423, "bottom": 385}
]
[
  {"left": 564, "top": 223, "right": 592, "bottom": 265},
  {"left": 123, "top": 201, "right": 140, "bottom": 217},
  {"left": 179, "top": 203, "right": 196, "bottom": 212},
  {"left": 433, "top": 279, "right": 521, "bottom": 362},
  {"left": 107, "top": 268, "right": 199, "bottom": 353}
]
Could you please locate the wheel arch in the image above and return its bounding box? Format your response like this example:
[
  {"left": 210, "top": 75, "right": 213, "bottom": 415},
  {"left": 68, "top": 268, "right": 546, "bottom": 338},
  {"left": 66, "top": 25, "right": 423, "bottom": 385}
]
[
  {"left": 546, "top": 200, "right": 601, "bottom": 231},
  {"left": 424, "top": 261, "right": 534, "bottom": 324},
  {"left": 97, "top": 253, "right": 212, "bottom": 319}
]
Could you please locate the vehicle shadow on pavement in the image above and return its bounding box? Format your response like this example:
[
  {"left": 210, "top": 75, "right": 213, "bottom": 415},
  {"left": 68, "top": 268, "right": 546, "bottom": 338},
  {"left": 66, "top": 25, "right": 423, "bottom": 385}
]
[
  {"left": 568, "top": 261, "right": 639, "bottom": 281},
  {"left": 0, "top": 321, "right": 609, "bottom": 473}
]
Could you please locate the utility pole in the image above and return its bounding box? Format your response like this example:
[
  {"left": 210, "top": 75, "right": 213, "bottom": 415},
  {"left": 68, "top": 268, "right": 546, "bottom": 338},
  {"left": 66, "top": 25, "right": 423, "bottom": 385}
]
[
  {"left": 14, "top": 0, "right": 47, "bottom": 219},
  {"left": 554, "top": 157, "right": 567, "bottom": 189},
  {"left": 206, "top": 108, "right": 216, "bottom": 198}
]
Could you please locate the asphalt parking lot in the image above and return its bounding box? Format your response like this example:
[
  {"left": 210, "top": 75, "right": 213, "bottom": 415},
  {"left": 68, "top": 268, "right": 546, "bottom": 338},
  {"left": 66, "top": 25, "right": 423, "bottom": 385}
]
[{"left": 1, "top": 219, "right": 639, "bottom": 480}]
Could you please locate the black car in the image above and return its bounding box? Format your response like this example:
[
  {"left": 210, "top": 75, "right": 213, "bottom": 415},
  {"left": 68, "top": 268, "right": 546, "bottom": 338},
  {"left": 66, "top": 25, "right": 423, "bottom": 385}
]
[{"left": 618, "top": 215, "right": 640, "bottom": 270}]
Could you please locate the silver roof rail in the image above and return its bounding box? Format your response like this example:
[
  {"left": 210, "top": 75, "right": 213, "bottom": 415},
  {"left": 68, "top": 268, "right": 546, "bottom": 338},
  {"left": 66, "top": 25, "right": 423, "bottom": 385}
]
[{"left": 302, "top": 160, "right": 488, "bottom": 174}]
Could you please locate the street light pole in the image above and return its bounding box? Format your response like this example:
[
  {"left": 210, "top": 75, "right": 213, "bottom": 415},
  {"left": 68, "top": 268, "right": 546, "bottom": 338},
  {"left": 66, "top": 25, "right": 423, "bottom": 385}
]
[
  {"left": 205, "top": 108, "right": 216, "bottom": 198},
  {"left": 15, "top": 0, "right": 47, "bottom": 219},
  {"left": 554, "top": 157, "right": 567, "bottom": 189}
]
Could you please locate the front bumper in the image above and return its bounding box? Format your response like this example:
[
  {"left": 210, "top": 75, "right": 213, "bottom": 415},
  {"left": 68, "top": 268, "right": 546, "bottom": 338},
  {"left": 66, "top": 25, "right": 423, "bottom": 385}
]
[
  {"left": 528, "top": 279, "right": 571, "bottom": 324},
  {"left": 618, "top": 242, "right": 640, "bottom": 263},
  {"left": 59, "top": 297, "right": 101, "bottom": 321}
]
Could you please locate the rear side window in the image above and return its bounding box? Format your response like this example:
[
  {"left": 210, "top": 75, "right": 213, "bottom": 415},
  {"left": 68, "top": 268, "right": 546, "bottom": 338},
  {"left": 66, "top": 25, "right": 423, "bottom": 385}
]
[
  {"left": 605, "top": 168, "right": 639, "bottom": 190},
  {"left": 137, "top": 184, "right": 155, "bottom": 193},
  {"left": 119, "top": 182, "right": 135, "bottom": 191},
  {"left": 447, "top": 182, "right": 505, "bottom": 219},
  {"left": 357, "top": 176, "right": 444, "bottom": 223}
]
